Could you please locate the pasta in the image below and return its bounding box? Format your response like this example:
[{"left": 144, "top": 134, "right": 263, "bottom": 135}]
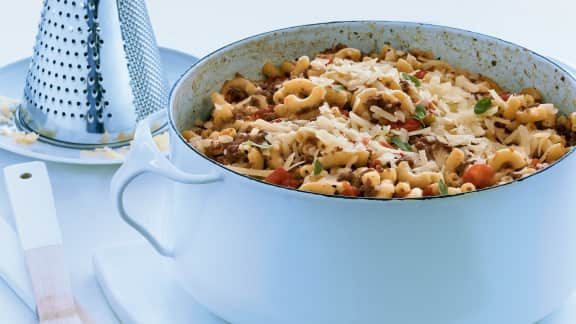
[{"left": 183, "top": 44, "right": 576, "bottom": 198}]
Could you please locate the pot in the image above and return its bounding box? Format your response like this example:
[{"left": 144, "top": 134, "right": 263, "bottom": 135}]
[{"left": 111, "top": 21, "right": 576, "bottom": 324}]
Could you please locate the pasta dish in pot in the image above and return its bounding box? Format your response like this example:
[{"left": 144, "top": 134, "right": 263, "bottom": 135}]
[{"left": 182, "top": 44, "right": 576, "bottom": 198}]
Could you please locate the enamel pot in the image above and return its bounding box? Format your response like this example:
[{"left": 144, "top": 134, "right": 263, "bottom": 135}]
[{"left": 111, "top": 21, "right": 576, "bottom": 324}]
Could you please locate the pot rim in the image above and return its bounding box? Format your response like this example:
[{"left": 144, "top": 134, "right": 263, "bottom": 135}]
[{"left": 168, "top": 20, "right": 576, "bottom": 201}]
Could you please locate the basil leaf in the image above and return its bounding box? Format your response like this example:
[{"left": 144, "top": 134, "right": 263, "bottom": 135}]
[
  {"left": 401, "top": 72, "right": 421, "bottom": 87},
  {"left": 474, "top": 97, "right": 492, "bottom": 114},
  {"left": 243, "top": 140, "right": 272, "bottom": 149},
  {"left": 438, "top": 180, "right": 448, "bottom": 195},
  {"left": 313, "top": 159, "right": 323, "bottom": 175},
  {"left": 415, "top": 104, "right": 427, "bottom": 123},
  {"left": 333, "top": 84, "right": 345, "bottom": 92},
  {"left": 391, "top": 136, "right": 413, "bottom": 152}
]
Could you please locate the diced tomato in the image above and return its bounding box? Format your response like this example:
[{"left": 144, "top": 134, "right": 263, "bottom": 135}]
[
  {"left": 361, "top": 138, "right": 370, "bottom": 145},
  {"left": 341, "top": 183, "right": 360, "bottom": 197},
  {"left": 265, "top": 168, "right": 301, "bottom": 188},
  {"left": 390, "top": 118, "right": 422, "bottom": 131},
  {"left": 368, "top": 159, "right": 383, "bottom": 170},
  {"left": 500, "top": 92, "right": 510, "bottom": 101},
  {"left": 423, "top": 184, "right": 435, "bottom": 197},
  {"left": 319, "top": 54, "right": 335, "bottom": 64},
  {"left": 251, "top": 106, "right": 274, "bottom": 120},
  {"left": 414, "top": 70, "right": 427, "bottom": 79},
  {"left": 462, "top": 163, "right": 495, "bottom": 189},
  {"left": 529, "top": 158, "right": 539, "bottom": 168},
  {"left": 380, "top": 141, "right": 393, "bottom": 148}
]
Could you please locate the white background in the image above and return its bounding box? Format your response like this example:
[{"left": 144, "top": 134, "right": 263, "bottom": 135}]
[{"left": 0, "top": 0, "right": 575, "bottom": 323}]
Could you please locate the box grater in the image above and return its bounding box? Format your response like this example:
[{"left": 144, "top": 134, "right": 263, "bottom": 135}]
[{"left": 18, "top": 0, "right": 169, "bottom": 148}]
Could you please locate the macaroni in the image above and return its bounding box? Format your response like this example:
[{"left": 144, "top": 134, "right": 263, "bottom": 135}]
[{"left": 184, "top": 44, "right": 575, "bottom": 198}]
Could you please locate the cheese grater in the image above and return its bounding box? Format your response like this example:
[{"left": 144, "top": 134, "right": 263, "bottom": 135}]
[{"left": 18, "top": 0, "right": 168, "bottom": 148}]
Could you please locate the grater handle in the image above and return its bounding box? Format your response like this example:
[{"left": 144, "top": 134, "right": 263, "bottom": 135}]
[{"left": 110, "top": 119, "right": 221, "bottom": 257}]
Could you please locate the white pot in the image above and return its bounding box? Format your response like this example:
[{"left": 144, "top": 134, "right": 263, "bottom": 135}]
[{"left": 111, "top": 21, "right": 576, "bottom": 324}]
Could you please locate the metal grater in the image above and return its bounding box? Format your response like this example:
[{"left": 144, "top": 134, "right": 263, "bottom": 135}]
[{"left": 18, "top": 0, "right": 169, "bottom": 148}]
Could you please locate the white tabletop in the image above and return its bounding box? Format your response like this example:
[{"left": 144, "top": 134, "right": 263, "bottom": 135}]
[{"left": 0, "top": 0, "right": 575, "bottom": 322}]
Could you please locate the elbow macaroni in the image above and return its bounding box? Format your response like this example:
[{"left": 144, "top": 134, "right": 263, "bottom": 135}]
[{"left": 185, "top": 44, "right": 575, "bottom": 198}]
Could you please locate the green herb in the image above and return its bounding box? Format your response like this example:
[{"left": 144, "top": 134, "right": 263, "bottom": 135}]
[
  {"left": 391, "top": 136, "right": 413, "bottom": 152},
  {"left": 333, "top": 84, "right": 345, "bottom": 92},
  {"left": 438, "top": 180, "right": 448, "bottom": 195},
  {"left": 415, "top": 104, "right": 427, "bottom": 124},
  {"left": 402, "top": 72, "right": 421, "bottom": 87},
  {"left": 313, "top": 159, "right": 323, "bottom": 175},
  {"left": 243, "top": 140, "right": 272, "bottom": 149},
  {"left": 474, "top": 97, "right": 492, "bottom": 114}
]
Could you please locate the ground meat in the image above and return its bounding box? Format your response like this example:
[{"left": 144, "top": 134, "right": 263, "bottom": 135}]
[
  {"left": 255, "top": 79, "right": 285, "bottom": 104},
  {"left": 337, "top": 171, "right": 355, "bottom": 183},
  {"left": 400, "top": 80, "right": 410, "bottom": 92},
  {"left": 225, "top": 88, "right": 248, "bottom": 103},
  {"left": 411, "top": 136, "right": 450, "bottom": 162},
  {"left": 219, "top": 134, "right": 249, "bottom": 164},
  {"left": 360, "top": 180, "right": 377, "bottom": 197},
  {"left": 365, "top": 95, "right": 401, "bottom": 113},
  {"left": 455, "top": 160, "right": 471, "bottom": 176},
  {"left": 251, "top": 132, "right": 267, "bottom": 144},
  {"left": 412, "top": 136, "right": 435, "bottom": 159},
  {"left": 320, "top": 43, "right": 348, "bottom": 55}
]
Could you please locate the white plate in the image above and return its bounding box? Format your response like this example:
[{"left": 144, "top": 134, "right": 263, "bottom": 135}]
[
  {"left": 93, "top": 241, "right": 576, "bottom": 324},
  {"left": 93, "top": 242, "right": 228, "bottom": 324},
  {"left": 0, "top": 48, "right": 197, "bottom": 165}
]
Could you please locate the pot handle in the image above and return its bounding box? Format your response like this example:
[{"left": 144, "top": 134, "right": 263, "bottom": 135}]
[{"left": 110, "top": 119, "right": 221, "bottom": 257}]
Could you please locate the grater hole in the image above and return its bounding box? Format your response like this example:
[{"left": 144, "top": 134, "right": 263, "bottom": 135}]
[
  {"left": 107, "top": 113, "right": 112, "bottom": 118},
  {"left": 20, "top": 173, "right": 32, "bottom": 180},
  {"left": 71, "top": 113, "right": 75, "bottom": 118}
]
